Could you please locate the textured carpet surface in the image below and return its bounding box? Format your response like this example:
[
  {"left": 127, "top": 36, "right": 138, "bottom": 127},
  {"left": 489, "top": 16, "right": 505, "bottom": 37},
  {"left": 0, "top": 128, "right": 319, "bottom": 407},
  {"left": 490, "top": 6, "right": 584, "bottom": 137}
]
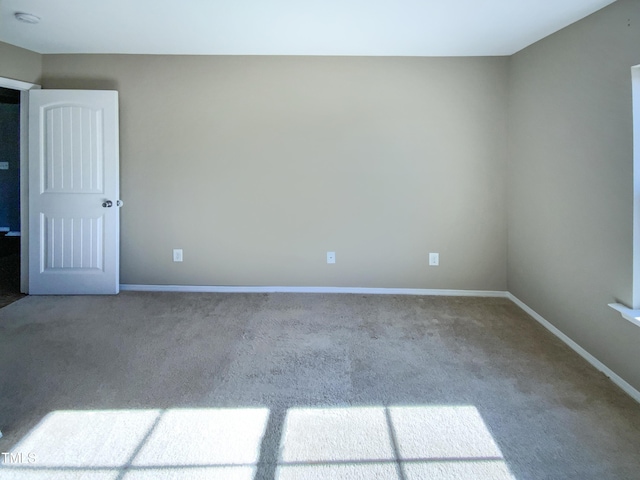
[{"left": 0, "top": 293, "right": 639, "bottom": 479}]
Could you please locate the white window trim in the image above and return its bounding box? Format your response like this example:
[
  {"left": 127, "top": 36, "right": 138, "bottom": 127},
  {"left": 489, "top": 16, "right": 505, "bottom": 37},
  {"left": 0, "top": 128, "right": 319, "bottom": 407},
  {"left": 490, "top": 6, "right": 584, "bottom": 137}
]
[
  {"left": 610, "top": 65, "right": 640, "bottom": 323},
  {"left": 608, "top": 303, "right": 640, "bottom": 327}
]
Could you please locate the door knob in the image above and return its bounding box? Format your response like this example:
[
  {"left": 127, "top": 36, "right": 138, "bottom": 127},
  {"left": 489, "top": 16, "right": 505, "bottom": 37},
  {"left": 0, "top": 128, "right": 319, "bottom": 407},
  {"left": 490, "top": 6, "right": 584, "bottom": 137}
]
[{"left": 102, "top": 200, "right": 113, "bottom": 208}]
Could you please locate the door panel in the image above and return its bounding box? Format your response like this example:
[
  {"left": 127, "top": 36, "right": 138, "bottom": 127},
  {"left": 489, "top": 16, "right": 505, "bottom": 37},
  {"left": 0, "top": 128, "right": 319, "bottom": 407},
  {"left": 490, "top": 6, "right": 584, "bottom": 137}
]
[
  {"left": 40, "top": 214, "right": 104, "bottom": 271},
  {"left": 29, "top": 90, "right": 119, "bottom": 294},
  {"left": 42, "top": 105, "right": 104, "bottom": 193}
]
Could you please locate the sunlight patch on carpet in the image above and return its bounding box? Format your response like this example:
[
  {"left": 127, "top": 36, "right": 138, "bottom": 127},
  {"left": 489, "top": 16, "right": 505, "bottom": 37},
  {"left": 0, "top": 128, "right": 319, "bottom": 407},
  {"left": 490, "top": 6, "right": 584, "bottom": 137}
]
[
  {"left": 0, "top": 405, "right": 516, "bottom": 479},
  {"left": 276, "top": 405, "right": 515, "bottom": 480}
]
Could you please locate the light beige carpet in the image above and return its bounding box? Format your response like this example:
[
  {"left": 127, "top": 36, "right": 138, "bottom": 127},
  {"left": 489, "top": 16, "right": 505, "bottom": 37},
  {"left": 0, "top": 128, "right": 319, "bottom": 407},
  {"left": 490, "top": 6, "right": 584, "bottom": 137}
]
[{"left": 0, "top": 293, "right": 639, "bottom": 479}]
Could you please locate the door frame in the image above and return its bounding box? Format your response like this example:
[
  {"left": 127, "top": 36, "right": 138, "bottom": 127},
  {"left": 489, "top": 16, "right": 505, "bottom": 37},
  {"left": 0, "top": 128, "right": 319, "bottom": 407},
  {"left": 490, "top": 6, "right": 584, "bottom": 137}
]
[{"left": 0, "top": 77, "right": 41, "bottom": 294}]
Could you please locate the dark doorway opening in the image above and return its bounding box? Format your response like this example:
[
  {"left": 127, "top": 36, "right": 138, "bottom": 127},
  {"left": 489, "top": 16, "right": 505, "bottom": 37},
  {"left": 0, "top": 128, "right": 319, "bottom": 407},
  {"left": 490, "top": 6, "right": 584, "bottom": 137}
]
[{"left": 0, "top": 86, "right": 25, "bottom": 308}]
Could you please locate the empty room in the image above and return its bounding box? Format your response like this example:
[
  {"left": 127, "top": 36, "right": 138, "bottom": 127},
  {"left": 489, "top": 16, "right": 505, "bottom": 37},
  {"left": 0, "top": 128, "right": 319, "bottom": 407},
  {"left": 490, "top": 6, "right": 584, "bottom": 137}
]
[{"left": 1, "top": 0, "right": 640, "bottom": 479}]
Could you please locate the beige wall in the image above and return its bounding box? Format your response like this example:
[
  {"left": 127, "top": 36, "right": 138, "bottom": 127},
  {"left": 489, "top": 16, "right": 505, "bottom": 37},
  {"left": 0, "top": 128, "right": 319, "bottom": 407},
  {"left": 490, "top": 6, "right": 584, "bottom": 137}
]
[
  {"left": 508, "top": 0, "right": 640, "bottom": 390},
  {"left": 41, "top": 55, "right": 509, "bottom": 288},
  {"left": 0, "top": 41, "right": 41, "bottom": 84}
]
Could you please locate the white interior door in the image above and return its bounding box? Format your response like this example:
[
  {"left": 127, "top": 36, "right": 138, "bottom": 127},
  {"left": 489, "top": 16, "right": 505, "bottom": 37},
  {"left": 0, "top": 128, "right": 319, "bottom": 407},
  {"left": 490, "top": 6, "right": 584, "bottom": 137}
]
[{"left": 28, "top": 90, "right": 120, "bottom": 294}]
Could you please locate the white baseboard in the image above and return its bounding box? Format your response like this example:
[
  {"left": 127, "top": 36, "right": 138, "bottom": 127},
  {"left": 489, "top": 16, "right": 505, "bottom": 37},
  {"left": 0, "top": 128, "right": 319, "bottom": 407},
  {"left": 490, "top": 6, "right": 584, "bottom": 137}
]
[
  {"left": 507, "top": 293, "right": 640, "bottom": 404},
  {"left": 120, "top": 284, "right": 509, "bottom": 297}
]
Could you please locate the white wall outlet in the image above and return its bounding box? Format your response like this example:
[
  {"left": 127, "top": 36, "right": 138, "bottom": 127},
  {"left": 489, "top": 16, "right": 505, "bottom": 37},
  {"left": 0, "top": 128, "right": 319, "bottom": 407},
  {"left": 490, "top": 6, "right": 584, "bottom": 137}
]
[
  {"left": 0, "top": 162, "right": 8, "bottom": 170},
  {"left": 173, "top": 249, "right": 183, "bottom": 262},
  {"left": 429, "top": 252, "right": 439, "bottom": 266},
  {"left": 327, "top": 251, "right": 336, "bottom": 264}
]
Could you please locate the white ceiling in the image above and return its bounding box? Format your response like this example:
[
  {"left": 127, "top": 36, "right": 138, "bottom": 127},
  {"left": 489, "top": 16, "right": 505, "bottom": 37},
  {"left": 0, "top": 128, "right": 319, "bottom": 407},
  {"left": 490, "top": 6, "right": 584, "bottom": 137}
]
[{"left": 0, "top": 0, "right": 617, "bottom": 56}]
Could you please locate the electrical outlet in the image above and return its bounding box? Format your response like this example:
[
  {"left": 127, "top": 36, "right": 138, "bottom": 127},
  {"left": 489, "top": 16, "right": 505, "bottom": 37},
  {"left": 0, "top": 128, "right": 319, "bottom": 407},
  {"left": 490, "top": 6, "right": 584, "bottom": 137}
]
[
  {"left": 327, "top": 251, "right": 336, "bottom": 264},
  {"left": 0, "top": 162, "right": 8, "bottom": 170},
  {"left": 173, "top": 249, "right": 183, "bottom": 262},
  {"left": 429, "top": 252, "right": 439, "bottom": 266}
]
